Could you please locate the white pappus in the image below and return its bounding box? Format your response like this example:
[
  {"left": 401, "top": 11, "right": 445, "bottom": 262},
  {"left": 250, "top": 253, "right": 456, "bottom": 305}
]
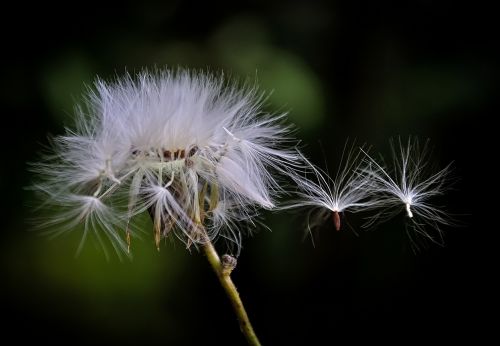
[
  {"left": 286, "top": 141, "right": 381, "bottom": 238},
  {"left": 31, "top": 69, "right": 304, "bottom": 258},
  {"left": 362, "top": 137, "right": 453, "bottom": 247}
]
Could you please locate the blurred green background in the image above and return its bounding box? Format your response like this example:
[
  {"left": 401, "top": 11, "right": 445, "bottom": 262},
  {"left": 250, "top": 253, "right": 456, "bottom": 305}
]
[{"left": 1, "top": 1, "right": 492, "bottom": 344}]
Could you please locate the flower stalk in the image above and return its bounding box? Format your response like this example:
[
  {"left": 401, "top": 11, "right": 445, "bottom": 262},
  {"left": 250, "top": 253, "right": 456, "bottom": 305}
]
[{"left": 202, "top": 240, "right": 262, "bottom": 346}]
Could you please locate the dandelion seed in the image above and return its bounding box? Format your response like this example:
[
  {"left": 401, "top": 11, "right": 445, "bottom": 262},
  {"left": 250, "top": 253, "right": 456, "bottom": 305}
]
[
  {"left": 31, "top": 68, "right": 304, "bottom": 256},
  {"left": 362, "top": 137, "right": 453, "bottom": 247},
  {"left": 286, "top": 141, "right": 380, "bottom": 238}
]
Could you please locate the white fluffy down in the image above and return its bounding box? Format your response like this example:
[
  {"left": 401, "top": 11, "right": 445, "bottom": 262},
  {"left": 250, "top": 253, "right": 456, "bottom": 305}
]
[
  {"left": 33, "top": 69, "right": 303, "bottom": 256},
  {"left": 362, "top": 137, "right": 453, "bottom": 248}
]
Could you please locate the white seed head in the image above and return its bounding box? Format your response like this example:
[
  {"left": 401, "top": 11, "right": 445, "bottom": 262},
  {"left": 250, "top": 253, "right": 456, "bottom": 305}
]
[
  {"left": 31, "top": 68, "right": 303, "bottom": 256},
  {"left": 362, "top": 137, "right": 453, "bottom": 247}
]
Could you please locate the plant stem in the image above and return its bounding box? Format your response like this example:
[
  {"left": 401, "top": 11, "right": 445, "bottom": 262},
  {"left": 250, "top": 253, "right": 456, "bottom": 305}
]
[{"left": 202, "top": 241, "right": 262, "bottom": 346}]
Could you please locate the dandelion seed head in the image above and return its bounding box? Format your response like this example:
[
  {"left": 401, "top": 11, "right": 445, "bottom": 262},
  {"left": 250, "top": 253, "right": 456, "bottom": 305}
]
[{"left": 32, "top": 68, "right": 303, "bottom": 256}]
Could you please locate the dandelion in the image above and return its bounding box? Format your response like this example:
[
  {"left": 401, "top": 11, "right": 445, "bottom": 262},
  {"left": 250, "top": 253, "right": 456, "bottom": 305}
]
[
  {"left": 362, "top": 137, "right": 453, "bottom": 247},
  {"left": 286, "top": 141, "right": 380, "bottom": 239},
  {"left": 32, "top": 68, "right": 305, "bottom": 346}
]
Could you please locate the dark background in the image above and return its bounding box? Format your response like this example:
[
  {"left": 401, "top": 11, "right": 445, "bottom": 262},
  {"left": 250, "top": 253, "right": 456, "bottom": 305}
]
[{"left": 1, "top": 1, "right": 493, "bottom": 344}]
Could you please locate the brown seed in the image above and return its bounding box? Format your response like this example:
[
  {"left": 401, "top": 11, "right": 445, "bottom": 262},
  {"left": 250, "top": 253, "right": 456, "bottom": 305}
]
[
  {"left": 332, "top": 211, "right": 341, "bottom": 231},
  {"left": 187, "top": 145, "right": 198, "bottom": 157}
]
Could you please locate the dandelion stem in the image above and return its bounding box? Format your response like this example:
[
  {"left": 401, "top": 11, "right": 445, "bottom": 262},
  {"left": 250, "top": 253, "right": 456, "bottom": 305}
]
[{"left": 202, "top": 241, "right": 262, "bottom": 346}]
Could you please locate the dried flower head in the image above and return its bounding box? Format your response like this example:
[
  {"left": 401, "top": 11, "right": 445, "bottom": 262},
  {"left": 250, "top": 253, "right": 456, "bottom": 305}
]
[
  {"left": 32, "top": 69, "right": 303, "bottom": 257},
  {"left": 362, "top": 137, "right": 453, "bottom": 247}
]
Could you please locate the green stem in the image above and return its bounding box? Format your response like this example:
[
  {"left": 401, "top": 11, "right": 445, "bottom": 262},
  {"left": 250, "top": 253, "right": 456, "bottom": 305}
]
[{"left": 202, "top": 241, "right": 262, "bottom": 346}]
